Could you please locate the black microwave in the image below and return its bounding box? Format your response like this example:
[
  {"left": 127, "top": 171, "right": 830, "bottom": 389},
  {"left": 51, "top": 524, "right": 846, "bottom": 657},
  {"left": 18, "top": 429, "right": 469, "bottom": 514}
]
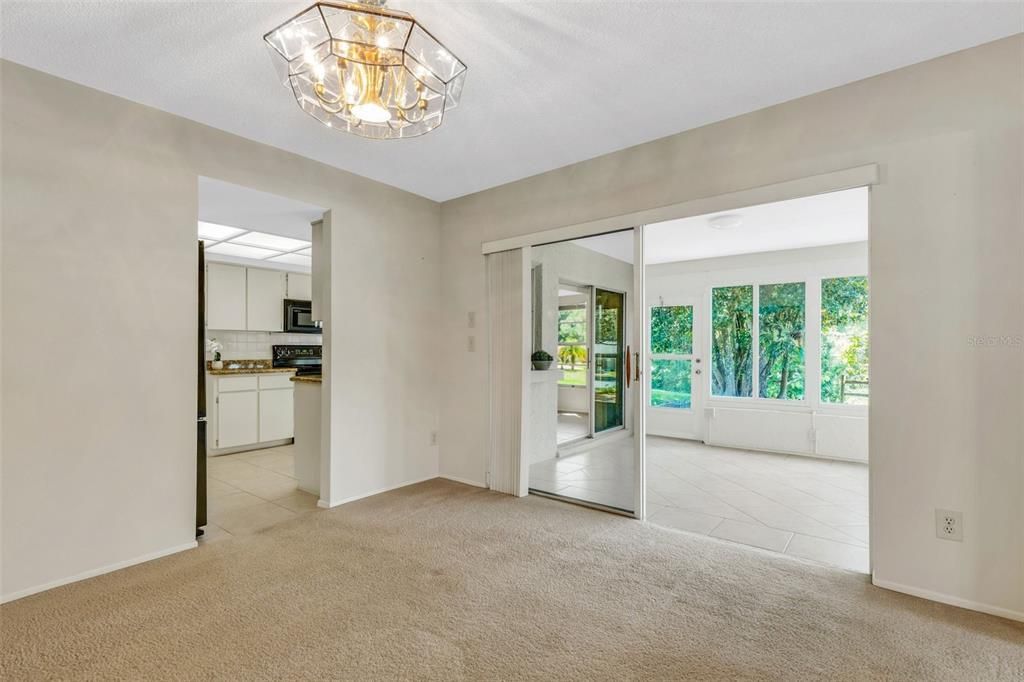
[{"left": 283, "top": 299, "right": 320, "bottom": 334}]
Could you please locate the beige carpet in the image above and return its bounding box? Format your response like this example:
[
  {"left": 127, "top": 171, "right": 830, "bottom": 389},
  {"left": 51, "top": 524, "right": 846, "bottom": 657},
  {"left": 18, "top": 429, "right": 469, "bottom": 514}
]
[{"left": 2, "top": 480, "right": 1022, "bottom": 680}]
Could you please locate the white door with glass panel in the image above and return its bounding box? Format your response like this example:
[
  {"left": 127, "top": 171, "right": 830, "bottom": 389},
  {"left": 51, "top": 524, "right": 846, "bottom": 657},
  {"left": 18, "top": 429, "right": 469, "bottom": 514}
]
[{"left": 646, "top": 301, "right": 703, "bottom": 440}]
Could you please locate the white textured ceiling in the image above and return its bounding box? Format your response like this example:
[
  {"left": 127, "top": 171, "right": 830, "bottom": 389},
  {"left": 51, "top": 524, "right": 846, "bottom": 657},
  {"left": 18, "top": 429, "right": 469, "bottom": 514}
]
[
  {"left": 571, "top": 187, "right": 867, "bottom": 264},
  {"left": 2, "top": 2, "right": 1021, "bottom": 201},
  {"left": 644, "top": 187, "right": 868, "bottom": 264},
  {"left": 199, "top": 177, "right": 325, "bottom": 240}
]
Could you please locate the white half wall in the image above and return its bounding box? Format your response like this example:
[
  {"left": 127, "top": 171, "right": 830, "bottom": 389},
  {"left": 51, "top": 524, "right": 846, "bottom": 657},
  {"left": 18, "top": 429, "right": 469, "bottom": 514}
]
[
  {"left": 0, "top": 61, "right": 441, "bottom": 600},
  {"left": 439, "top": 36, "right": 1024, "bottom": 619}
]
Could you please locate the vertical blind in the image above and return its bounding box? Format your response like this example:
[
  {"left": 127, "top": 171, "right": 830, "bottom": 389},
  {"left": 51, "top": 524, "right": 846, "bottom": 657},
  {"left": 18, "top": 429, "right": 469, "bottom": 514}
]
[{"left": 486, "top": 249, "right": 526, "bottom": 496}]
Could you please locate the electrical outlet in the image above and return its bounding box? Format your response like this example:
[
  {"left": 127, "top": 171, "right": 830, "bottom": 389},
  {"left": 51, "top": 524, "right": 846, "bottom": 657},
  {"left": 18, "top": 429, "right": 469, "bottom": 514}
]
[
  {"left": 467, "top": 311, "right": 476, "bottom": 329},
  {"left": 467, "top": 335, "right": 476, "bottom": 352},
  {"left": 430, "top": 431, "right": 438, "bottom": 446},
  {"left": 935, "top": 509, "right": 963, "bottom": 542}
]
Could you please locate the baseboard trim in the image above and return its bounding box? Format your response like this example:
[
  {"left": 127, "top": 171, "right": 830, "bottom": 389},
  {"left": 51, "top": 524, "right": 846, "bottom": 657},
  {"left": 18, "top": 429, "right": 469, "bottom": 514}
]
[
  {"left": 318, "top": 474, "right": 439, "bottom": 509},
  {"left": 872, "top": 577, "right": 1024, "bottom": 623},
  {"left": 1, "top": 540, "right": 198, "bottom": 604},
  {"left": 440, "top": 475, "right": 487, "bottom": 488}
]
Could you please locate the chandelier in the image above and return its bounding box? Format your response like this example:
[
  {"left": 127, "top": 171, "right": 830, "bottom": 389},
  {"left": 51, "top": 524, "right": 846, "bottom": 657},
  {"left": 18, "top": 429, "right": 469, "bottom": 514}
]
[{"left": 264, "top": 0, "right": 467, "bottom": 140}]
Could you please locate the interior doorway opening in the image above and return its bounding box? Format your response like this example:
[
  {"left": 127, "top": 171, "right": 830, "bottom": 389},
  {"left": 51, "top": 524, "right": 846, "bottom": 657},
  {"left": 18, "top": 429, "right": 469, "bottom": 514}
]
[
  {"left": 642, "top": 186, "right": 870, "bottom": 573},
  {"left": 196, "top": 177, "right": 327, "bottom": 542}
]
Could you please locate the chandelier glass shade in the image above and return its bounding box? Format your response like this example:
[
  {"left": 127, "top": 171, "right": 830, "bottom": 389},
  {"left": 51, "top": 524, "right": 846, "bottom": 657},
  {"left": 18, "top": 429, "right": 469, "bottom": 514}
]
[{"left": 264, "top": 1, "right": 467, "bottom": 140}]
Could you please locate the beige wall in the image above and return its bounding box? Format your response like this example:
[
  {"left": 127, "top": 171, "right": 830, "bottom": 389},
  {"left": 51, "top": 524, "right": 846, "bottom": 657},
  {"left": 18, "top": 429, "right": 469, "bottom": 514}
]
[
  {"left": 0, "top": 61, "right": 441, "bottom": 599},
  {"left": 439, "top": 36, "right": 1024, "bottom": 618}
]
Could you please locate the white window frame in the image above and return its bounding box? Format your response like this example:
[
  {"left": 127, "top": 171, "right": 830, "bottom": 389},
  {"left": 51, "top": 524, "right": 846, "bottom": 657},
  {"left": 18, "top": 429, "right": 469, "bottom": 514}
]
[{"left": 705, "top": 270, "right": 868, "bottom": 417}]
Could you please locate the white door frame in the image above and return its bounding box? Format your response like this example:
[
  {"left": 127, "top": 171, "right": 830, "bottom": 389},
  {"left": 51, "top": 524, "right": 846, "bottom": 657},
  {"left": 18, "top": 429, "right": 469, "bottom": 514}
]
[
  {"left": 486, "top": 165, "right": 880, "bottom": 525},
  {"left": 631, "top": 227, "right": 647, "bottom": 519}
]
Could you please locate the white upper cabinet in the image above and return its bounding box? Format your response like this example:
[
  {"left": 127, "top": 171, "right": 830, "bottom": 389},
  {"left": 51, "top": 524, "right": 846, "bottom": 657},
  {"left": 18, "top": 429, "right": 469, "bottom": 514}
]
[
  {"left": 246, "top": 268, "right": 286, "bottom": 332},
  {"left": 287, "top": 273, "right": 312, "bottom": 300},
  {"left": 206, "top": 263, "right": 247, "bottom": 331}
]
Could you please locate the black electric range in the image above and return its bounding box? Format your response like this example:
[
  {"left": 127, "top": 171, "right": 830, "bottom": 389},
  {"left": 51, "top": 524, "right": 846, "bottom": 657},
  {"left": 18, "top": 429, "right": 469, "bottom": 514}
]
[{"left": 272, "top": 345, "right": 322, "bottom": 376}]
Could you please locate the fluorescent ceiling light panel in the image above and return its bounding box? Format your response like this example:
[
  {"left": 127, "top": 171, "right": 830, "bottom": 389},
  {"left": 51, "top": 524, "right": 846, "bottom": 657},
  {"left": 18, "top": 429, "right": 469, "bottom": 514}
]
[
  {"left": 198, "top": 221, "right": 246, "bottom": 241},
  {"left": 266, "top": 253, "right": 313, "bottom": 267},
  {"left": 205, "top": 242, "right": 281, "bottom": 259},
  {"left": 229, "top": 231, "right": 311, "bottom": 251}
]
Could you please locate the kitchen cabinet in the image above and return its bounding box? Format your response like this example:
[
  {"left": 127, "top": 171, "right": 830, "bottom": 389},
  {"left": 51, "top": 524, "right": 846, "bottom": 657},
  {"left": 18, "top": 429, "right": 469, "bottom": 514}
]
[
  {"left": 246, "top": 268, "right": 286, "bottom": 332},
  {"left": 287, "top": 273, "right": 312, "bottom": 300},
  {"left": 259, "top": 386, "right": 294, "bottom": 442},
  {"left": 209, "top": 372, "right": 295, "bottom": 453},
  {"left": 206, "top": 263, "right": 246, "bottom": 331},
  {"left": 216, "top": 390, "right": 259, "bottom": 448}
]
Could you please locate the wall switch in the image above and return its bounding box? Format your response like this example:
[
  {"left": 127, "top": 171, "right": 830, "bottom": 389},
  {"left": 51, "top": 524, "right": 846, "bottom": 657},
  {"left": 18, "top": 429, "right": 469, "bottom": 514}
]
[
  {"left": 467, "top": 311, "right": 476, "bottom": 329},
  {"left": 935, "top": 509, "right": 963, "bottom": 542},
  {"left": 430, "top": 431, "right": 438, "bottom": 446},
  {"left": 467, "top": 335, "right": 476, "bottom": 352}
]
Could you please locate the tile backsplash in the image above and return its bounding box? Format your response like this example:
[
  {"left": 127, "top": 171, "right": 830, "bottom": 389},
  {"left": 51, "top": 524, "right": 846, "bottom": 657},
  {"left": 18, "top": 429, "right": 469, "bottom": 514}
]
[{"left": 206, "top": 330, "right": 322, "bottom": 360}]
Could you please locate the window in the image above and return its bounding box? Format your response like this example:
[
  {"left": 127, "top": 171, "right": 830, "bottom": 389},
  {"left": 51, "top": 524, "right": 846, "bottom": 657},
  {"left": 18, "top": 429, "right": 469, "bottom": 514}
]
[
  {"left": 650, "top": 305, "right": 693, "bottom": 408},
  {"left": 557, "top": 306, "right": 587, "bottom": 387},
  {"left": 758, "top": 282, "right": 805, "bottom": 400},
  {"left": 821, "top": 276, "right": 869, "bottom": 404},
  {"left": 711, "top": 286, "right": 753, "bottom": 397}
]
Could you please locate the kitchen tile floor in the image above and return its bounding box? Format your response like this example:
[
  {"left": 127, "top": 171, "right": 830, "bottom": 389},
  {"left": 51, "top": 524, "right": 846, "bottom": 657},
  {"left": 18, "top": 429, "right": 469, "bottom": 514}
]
[
  {"left": 529, "top": 435, "right": 870, "bottom": 573},
  {"left": 201, "top": 444, "right": 318, "bottom": 542}
]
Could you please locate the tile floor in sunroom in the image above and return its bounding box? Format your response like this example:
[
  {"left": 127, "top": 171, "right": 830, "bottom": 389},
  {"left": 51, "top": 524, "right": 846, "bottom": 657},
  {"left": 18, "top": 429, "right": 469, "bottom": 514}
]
[
  {"left": 203, "top": 445, "right": 319, "bottom": 542},
  {"left": 529, "top": 435, "right": 869, "bottom": 573}
]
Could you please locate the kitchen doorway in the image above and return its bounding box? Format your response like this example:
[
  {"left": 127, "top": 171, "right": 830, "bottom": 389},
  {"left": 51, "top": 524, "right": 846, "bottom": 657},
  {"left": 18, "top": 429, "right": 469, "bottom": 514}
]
[{"left": 196, "top": 178, "right": 326, "bottom": 541}]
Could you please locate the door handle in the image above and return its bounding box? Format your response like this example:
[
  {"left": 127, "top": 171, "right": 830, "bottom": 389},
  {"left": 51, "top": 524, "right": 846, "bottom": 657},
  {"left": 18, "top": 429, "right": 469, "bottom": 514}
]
[
  {"left": 625, "top": 346, "right": 631, "bottom": 388},
  {"left": 634, "top": 351, "right": 641, "bottom": 382}
]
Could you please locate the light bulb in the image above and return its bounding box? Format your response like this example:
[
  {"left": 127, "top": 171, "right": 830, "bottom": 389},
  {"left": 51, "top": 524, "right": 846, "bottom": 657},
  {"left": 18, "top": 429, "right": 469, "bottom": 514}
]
[{"left": 351, "top": 102, "right": 391, "bottom": 123}]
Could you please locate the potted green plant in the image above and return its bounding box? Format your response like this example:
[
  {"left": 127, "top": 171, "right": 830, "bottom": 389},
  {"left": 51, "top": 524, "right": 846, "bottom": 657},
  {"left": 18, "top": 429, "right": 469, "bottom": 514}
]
[{"left": 531, "top": 350, "right": 554, "bottom": 371}]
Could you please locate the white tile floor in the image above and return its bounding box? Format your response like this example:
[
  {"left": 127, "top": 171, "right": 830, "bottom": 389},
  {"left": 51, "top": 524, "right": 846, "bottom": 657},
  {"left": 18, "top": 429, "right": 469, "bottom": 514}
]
[
  {"left": 557, "top": 412, "right": 590, "bottom": 444},
  {"left": 202, "top": 444, "right": 319, "bottom": 542},
  {"left": 529, "top": 435, "right": 870, "bottom": 573}
]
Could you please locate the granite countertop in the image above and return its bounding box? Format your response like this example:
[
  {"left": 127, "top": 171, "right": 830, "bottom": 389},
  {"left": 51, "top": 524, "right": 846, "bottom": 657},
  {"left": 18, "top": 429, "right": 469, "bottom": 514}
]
[
  {"left": 207, "top": 367, "right": 297, "bottom": 376},
  {"left": 290, "top": 375, "right": 323, "bottom": 384}
]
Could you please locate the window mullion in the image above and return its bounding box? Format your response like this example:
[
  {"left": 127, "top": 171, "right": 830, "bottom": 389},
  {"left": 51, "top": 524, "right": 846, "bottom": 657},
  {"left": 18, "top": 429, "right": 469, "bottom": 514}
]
[{"left": 752, "top": 284, "right": 760, "bottom": 399}]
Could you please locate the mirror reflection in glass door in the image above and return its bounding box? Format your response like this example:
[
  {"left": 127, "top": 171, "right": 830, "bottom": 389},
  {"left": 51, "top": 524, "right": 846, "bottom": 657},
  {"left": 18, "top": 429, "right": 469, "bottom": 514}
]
[{"left": 594, "top": 288, "right": 625, "bottom": 433}]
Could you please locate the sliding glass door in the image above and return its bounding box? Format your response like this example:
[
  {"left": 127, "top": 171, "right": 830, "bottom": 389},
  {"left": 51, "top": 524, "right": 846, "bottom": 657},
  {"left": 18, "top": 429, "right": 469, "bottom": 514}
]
[
  {"left": 524, "top": 228, "right": 644, "bottom": 516},
  {"left": 593, "top": 288, "right": 625, "bottom": 434}
]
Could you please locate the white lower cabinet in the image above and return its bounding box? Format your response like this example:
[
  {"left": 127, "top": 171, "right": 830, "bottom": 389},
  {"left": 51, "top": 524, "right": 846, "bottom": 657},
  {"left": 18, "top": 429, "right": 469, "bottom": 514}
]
[
  {"left": 217, "top": 391, "right": 259, "bottom": 448},
  {"left": 210, "top": 372, "right": 294, "bottom": 452},
  {"left": 259, "top": 388, "right": 294, "bottom": 442}
]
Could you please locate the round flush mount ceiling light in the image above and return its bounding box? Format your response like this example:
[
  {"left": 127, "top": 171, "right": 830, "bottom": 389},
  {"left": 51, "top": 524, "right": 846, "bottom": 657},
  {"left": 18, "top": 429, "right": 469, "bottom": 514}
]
[
  {"left": 264, "top": 0, "right": 467, "bottom": 140},
  {"left": 708, "top": 214, "right": 743, "bottom": 230}
]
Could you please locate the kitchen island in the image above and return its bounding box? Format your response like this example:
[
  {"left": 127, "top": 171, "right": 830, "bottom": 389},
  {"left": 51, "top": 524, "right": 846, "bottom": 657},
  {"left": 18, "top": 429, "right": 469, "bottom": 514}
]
[{"left": 290, "top": 375, "right": 322, "bottom": 499}]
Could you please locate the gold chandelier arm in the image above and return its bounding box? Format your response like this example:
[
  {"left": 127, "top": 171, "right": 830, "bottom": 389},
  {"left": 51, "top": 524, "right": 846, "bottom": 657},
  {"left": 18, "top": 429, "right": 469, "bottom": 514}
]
[{"left": 313, "top": 82, "right": 345, "bottom": 106}]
